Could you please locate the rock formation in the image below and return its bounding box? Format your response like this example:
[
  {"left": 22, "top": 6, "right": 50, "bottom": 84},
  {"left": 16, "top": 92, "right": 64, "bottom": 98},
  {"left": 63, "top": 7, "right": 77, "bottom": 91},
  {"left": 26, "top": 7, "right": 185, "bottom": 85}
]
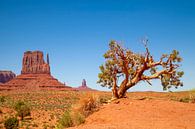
[
  {"left": 0, "top": 51, "right": 73, "bottom": 91},
  {"left": 21, "top": 51, "right": 50, "bottom": 74},
  {"left": 75, "top": 79, "right": 95, "bottom": 91},
  {"left": 82, "top": 79, "right": 87, "bottom": 87},
  {"left": 0, "top": 71, "right": 16, "bottom": 83}
]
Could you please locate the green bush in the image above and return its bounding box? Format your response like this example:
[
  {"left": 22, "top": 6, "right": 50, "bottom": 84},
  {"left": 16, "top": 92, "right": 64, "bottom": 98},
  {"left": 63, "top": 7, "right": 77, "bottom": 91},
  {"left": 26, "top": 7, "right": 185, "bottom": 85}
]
[
  {"left": 179, "top": 97, "right": 190, "bottom": 103},
  {"left": 14, "top": 101, "right": 25, "bottom": 111},
  {"left": 56, "top": 94, "right": 103, "bottom": 128},
  {"left": 14, "top": 101, "right": 31, "bottom": 120},
  {"left": 57, "top": 110, "right": 73, "bottom": 128},
  {"left": 0, "top": 96, "right": 6, "bottom": 103},
  {"left": 98, "top": 95, "right": 111, "bottom": 104},
  {"left": 4, "top": 117, "right": 19, "bottom": 129},
  {"left": 72, "top": 112, "right": 85, "bottom": 126}
]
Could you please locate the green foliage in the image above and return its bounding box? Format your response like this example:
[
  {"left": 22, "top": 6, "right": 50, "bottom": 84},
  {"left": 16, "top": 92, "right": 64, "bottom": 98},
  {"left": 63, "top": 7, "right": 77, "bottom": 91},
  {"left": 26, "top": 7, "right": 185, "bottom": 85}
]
[
  {"left": 14, "top": 101, "right": 31, "bottom": 120},
  {"left": 178, "top": 94, "right": 195, "bottom": 103},
  {"left": 150, "top": 67, "right": 157, "bottom": 75},
  {"left": 98, "top": 40, "right": 184, "bottom": 94},
  {"left": 57, "top": 110, "right": 73, "bottom": 128},
  {"left": 0, "top": 96, "right": 6, "bottom": 103},
  {"left": 161, "top": 71, "right": 184, "bottom": 90},
  {"left": 56, "top": 110, "right": 85, "bottom": 128},
  {"left": 56, "top": 94, "right": 105, "bottom": 128},
  {"left": 170, "top": 50, "right": 182, "bottom": 62},
  {"left": 4, "top": 117, "right": 19, "bottom": 129},
  {"left": 72, "top": 112, "right": 85, "bottom": 126},
  {"left": 179, "top": 97, "right": 191, "bottom": 103}
]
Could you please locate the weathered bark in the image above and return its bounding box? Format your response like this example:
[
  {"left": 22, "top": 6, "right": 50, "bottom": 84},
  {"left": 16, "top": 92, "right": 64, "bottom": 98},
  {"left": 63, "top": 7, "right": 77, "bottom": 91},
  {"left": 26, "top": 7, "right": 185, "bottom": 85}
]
[
  {"left": 112, "top": 76, "right": 119, "bottom": 99},
  {"left": 112, "top": 88, "right": 119, "bottom": 99},
  {"left": 118, "top": 85, "right": 127, "bottom": 98}
]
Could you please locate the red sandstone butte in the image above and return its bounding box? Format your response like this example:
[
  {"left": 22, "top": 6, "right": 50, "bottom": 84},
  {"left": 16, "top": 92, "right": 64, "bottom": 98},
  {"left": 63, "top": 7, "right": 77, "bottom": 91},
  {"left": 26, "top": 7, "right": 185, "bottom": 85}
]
[
  {"left": 74, "top": 79, "right": 95, "bottom": 91},
  {"left": 0, "top": 51, "right": 72, "bottom": 91},
  {"left": 21, "top": 51, "right": 50, "bottom": 74}
]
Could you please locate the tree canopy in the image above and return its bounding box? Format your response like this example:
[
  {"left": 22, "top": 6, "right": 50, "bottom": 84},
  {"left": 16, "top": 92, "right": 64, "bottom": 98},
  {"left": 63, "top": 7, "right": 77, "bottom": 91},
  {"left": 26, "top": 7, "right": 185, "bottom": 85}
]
[{"left": 97, "top": 40, "right": 184, "bottom": 99}]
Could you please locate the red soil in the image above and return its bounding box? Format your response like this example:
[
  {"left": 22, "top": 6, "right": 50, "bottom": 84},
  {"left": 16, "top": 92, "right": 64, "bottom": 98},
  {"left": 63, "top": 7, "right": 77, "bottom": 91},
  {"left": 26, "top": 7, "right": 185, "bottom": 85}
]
[{"left": 70, "top": 98, "right": 195, "bottom": 129}]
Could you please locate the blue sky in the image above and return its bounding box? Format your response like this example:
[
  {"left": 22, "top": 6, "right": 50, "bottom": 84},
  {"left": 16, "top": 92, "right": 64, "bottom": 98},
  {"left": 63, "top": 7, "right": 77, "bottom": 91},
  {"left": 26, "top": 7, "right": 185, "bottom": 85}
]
[{"left": 0, "top": 0, "right": 195, "bottom": 91}]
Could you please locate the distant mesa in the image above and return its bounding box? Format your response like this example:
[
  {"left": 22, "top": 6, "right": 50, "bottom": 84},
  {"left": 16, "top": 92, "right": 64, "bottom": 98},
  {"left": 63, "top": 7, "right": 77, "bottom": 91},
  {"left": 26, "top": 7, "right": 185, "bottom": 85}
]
[
  {"left": 0, "top": 71, "right": 16, "bottom": 83},
  {"left": 75, "top": 79, "right": 95, "bottom": 91},
  {"left": 0, "top": 51, "right": 72, "bottom": 91}
]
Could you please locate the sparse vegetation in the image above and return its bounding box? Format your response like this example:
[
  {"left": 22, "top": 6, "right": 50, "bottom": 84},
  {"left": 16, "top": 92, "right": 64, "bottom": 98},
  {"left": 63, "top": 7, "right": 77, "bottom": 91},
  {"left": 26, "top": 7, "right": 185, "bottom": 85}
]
[
  {"left": 56, "top": 93, "right": 102, "bottom": 128},
  {"left": 0, "top": 96, "right": 6, "bottom": 103},
  {"left": 75, "top": 94, "right": 100, "bottom": 117},
  {"left": 14, "top": 101, "right": 31, "bottom": 120},
  {"left": 2, "top": 90, "right": 194, "bottom": 129},
  {"left": 179, "top": 97, "right": 191, "bottom": 103},
  {"left": 57, "top": 110, "right": 73, "bottom": 128},
  {"left": 4, "top": 117, "right": 19, "bottom": 129},
  {"left": 98, "top": 94, "right": 112, "bottom": 104},
  {"left": 0, "top": 91, "right": 85, "bottom": 128},
  {"left": 179, "top": 92, "right": 195, "bottom": 103},
  {"left": 71, "top": 112, "right": 85, "bottom": 126}
]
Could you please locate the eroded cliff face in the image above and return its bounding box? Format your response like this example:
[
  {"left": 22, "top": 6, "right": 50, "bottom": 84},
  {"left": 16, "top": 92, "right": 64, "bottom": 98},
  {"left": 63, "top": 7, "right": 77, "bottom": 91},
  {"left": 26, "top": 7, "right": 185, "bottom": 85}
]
[
  {"left": 21, "top": 51, "right": 50, "bottom": 74},
  {"left": 0, "top": 51, "right": 73, "bottom": 91},
  {"left": 0, "top": 71, "right": 16, "bottom": 83}
]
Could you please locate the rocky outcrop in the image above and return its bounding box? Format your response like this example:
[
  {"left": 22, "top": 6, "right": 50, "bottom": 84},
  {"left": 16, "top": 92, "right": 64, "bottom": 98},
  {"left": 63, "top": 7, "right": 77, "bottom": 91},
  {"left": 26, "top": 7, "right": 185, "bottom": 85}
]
[
  {"left": 21, "top": 51, "right": 50, "bottom": 74},
  {"left": 75, "top": 79, "right": 95, "bottom": 91},
  {"left": 0, "top": 71, "right": 16, "bottom": 83},
  {"left": 0, "top": 51, "right": 73, "bottom": 91},
  {"left": 82, "top": 79, "right": 87, "bottom": 87}
]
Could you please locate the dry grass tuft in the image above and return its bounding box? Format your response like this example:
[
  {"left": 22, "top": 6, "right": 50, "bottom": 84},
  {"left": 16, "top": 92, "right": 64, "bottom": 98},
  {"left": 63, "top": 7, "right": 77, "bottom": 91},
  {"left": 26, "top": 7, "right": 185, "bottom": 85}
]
[{"left": 73, "top": 93, "right": 100, "bottom": 117}]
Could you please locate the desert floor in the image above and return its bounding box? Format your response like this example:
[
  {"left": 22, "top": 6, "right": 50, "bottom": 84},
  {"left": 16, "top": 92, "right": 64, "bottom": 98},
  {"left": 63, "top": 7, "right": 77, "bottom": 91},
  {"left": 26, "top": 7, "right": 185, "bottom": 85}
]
[{"left": 0, "top": 90, "right": 195, "bottom": 129}]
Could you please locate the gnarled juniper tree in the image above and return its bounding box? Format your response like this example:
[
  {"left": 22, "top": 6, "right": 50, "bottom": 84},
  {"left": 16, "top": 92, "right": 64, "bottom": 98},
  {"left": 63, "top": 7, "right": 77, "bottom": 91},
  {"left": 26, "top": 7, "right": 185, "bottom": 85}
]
[{"left": 97, "top": 40, "right": 184, "bottom": 99}]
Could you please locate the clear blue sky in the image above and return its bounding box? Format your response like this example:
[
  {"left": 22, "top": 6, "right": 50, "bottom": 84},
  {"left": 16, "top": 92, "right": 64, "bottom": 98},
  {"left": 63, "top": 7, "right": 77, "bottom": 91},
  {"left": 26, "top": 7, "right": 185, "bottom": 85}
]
[{"left": 0, "top": 0, "right": 195, "bottom": 91}]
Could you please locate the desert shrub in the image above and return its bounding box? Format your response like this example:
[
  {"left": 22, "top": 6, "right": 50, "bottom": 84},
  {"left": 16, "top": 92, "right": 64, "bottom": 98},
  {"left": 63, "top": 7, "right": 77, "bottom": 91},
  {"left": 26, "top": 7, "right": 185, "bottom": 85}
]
[
  {"left": 179, "top": 92, "right": 195, "bottom": 103},
  {"left": 14, "top": 101, "right": 31, "bottom": 120},
  {"left": 179, "top": 97, "right": 190, "bottom": 103},
  {"left": 75, "top": 94, "right": 99, "bottom": 117},
  {"left": 4, "top": 117, "right": 19, "bottom": 129},
  {"left": 98, "top": 95, "right": 112, "bottom": 104},
  {"left": 57, "top": 110, "right": 85, "bottom": 128},
  {"left": 56, "top": 94, "right": 103, "bottom": 128},
  {"left": 57, "top": 110, "right": 73, "bottom": 128},
  {"left": 0, "top": 96, "right": 6, "bottom": 103},
  {"left": 71, "top": 112, "right": 85, "bottom": 126}
]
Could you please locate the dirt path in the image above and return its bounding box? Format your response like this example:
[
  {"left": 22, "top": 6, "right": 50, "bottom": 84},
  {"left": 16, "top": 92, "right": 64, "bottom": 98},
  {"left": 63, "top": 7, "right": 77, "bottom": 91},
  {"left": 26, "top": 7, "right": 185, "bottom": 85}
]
[{"left": 69, "top": 99, "right": 195, "bottom": 129}]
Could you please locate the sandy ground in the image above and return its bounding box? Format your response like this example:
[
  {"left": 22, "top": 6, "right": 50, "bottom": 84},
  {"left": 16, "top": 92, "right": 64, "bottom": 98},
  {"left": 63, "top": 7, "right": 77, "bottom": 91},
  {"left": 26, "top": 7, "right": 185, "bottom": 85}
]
[
  {"left": 0, "top": 91, "right": 195, "bottom": 129},
  {"left": 69, "top": 98, "right": 195, "bottom": 129}
]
